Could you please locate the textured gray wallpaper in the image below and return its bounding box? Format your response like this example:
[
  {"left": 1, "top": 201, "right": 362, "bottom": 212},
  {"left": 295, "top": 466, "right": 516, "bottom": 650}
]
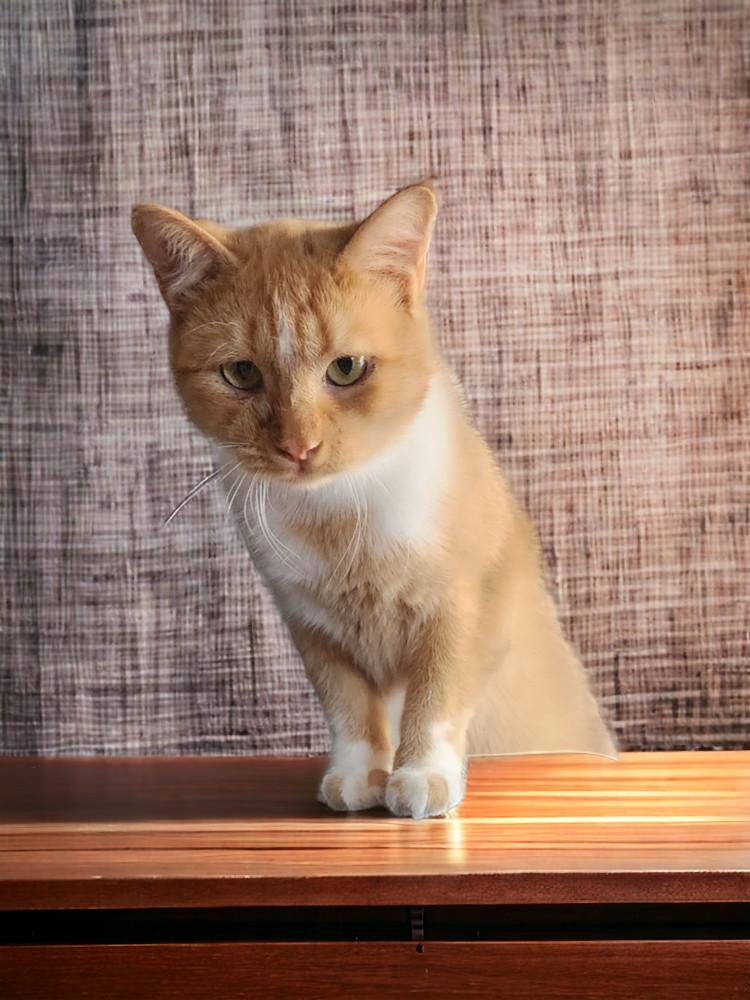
[{"left": 2, "top": 0, "right": 749, "bottom": 755}]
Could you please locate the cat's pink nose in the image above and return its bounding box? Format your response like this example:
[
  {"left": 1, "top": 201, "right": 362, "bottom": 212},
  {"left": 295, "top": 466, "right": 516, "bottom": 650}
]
[{"left": 278, "top": 441, "right": 321, "bottom": 463}]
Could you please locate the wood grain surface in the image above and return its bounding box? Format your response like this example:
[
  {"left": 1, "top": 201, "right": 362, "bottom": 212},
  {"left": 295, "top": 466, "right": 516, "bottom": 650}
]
[
  {"left": 2, "top": 941, "right": 749, "bottom": 1000},
  {"left": 1, "top": 752, "right": 749, "bottom": 909}
]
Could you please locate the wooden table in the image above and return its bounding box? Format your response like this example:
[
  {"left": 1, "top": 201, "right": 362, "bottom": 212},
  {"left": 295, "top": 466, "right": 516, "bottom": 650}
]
[{"left": 1, "top": 751, "right": 748, "bottom": 998}]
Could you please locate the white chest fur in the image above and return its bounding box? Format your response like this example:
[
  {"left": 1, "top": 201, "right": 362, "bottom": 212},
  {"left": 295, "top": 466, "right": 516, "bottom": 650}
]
[
  {"left": 304, "top": 374, "right": 452, "bottom": 552},
  {"left": 221, "top": 375, "right": 453, "bottom": 625}
]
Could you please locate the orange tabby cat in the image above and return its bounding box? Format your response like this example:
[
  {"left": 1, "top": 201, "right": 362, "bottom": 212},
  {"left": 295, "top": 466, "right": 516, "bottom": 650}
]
[{"left": 132, "top": 184, "right": 615, "bottom": 819}]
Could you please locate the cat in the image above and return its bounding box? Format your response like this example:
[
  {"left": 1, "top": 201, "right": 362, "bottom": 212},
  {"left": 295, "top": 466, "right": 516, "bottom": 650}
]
[{"left": 132, "top": 184, "right": 616, "bottom": 819}]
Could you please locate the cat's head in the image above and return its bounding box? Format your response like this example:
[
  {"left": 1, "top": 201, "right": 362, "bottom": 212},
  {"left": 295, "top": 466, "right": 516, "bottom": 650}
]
[{"left": 132, "top": 185, "right": 438, "bottom": 486}]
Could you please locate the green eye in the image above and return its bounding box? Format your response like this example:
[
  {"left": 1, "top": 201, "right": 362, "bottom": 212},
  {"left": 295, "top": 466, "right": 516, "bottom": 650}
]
[
  {"left": 326, "top": 356, "right": 368, "bottom": 387},
  {"left": 221, "top": 361, "right": 262, "bottom": 391}
]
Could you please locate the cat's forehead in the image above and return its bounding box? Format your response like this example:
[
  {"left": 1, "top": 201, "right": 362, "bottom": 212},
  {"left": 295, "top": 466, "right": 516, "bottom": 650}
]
[
  {"left": 232, "top": 218, "right": 357, "bottom": 273},
  {"left": 222, "top": 221, "right": 370, "bottom": 357},
  {"left": 183, "top": 216, "right": 399, "bottom": 369},
  {"left": 264, "top": 288, "right": 337, "bottom": 363},
  {"left": 199, "top": 274, "right": 339, "bottom": 372}
]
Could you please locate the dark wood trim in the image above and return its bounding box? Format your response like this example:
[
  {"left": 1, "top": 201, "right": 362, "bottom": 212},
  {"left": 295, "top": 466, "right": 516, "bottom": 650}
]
[{"left": 2, "top": 941, "right": 748, "bottom": 1000}]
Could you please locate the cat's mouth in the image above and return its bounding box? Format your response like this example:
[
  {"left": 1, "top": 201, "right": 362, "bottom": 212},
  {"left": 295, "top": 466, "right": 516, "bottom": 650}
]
[
  {"left": 283, "top": 458, "right": 317, "bottom": 479},
  {"left": 265, "top": 456, "right": 323, "bottom": 486}
]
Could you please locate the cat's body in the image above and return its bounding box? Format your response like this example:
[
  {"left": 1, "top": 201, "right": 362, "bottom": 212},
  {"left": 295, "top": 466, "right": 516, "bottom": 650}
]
[{"left": 133, "top": 185, "right": 615, "bottom": 819}]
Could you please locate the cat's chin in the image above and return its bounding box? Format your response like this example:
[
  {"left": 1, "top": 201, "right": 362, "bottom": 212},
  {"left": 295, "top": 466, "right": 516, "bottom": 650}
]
[{"left": 267, "top": 464, "right": 333, "bottom": 489}]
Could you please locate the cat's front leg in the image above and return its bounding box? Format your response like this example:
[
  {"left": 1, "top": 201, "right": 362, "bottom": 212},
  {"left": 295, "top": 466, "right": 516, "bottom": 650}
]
[
  {"left": 386, "top": 718, "right": 468, "bottom": 820},
  {"left": 320, "top": 727, "right": 393, "bottom": 813},
  {"left": 289, "top": 625, "right": 393, "bottom": 812},
  {"left": 385, "top": 616, "right": 472, "bottom": 819}
]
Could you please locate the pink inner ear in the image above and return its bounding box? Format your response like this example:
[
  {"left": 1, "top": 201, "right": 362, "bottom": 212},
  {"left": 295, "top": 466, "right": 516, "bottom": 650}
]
[
  {"left": 133, "top": 206, "right": 234, "bottom": 305},
  {"left": 342, "top": 186, "right": 437, "bottom": 302},
  {"left": 159, "top": 227, "right": 218, "bottom": 300}
]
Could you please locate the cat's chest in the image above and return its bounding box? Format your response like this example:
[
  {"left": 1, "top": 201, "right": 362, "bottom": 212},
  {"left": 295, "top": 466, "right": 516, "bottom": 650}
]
[
  {"left": 234, "top": 453, "right": 446, "bottom": 597},
  {"left": 222, "top": 375, "right": 454, "bottom": 675},
  {"left": 225, "top": 375, "right": 453, "bottom": 591},
  {"left": 232, "top": 477, "right": 443, "bottom": 679}
]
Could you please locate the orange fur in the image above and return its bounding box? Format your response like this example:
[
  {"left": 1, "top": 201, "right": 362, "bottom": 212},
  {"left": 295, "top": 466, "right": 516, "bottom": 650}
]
[{"left": 132, "top": 185, "right": 615, "bottom": 819}]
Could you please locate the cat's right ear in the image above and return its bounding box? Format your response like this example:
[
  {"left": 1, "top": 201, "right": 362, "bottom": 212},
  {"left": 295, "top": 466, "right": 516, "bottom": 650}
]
[
  {"left": 131, "top": 204, "right": 237, "bottom": 311},
  {"left": 341, "top": 184, "right": 438, "bottom": 307}
]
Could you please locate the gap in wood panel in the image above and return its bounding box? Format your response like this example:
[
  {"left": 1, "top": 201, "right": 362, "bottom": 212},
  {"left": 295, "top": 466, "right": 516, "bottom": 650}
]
[{"left": 3, "top": 903, "right": 747, "bottom": 946}]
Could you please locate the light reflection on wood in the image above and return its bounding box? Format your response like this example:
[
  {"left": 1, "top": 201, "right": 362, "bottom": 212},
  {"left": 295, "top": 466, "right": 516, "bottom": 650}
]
[{"left": 1, "top": 751, "right": 748, "bottom": 908}]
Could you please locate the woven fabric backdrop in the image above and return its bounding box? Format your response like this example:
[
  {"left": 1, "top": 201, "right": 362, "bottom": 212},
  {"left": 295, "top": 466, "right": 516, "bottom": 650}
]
[{"left": 2, "top": 1, "right": 749, "bottom": 755}]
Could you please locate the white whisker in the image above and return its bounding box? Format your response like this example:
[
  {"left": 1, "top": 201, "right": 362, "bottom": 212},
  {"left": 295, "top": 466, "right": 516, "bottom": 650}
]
[
  {"left": 163, "top": 469, "right": 223, "bottom": 526},
  {"left": 219, "top": 460, "right": 244, "bottom": 485},
  {"left": 204, "top": 343, "right": 233, "bottom": 366},
  {"left": 242, "top": 472, "right": 259, "bottom": 538},
  {"left": 225, "top": 463, "right": 249, "bottom": 513},
  {"left": 254, "top": 479, "right": 304, "bottom": 577},
  {"left": 328, "top": 473, "right": 365, "bottom": 584}
]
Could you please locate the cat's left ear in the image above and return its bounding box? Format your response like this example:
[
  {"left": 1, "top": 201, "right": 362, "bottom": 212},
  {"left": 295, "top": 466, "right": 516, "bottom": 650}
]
[{"left": 341, "top": 184, "right": 438, "bottom": 306}]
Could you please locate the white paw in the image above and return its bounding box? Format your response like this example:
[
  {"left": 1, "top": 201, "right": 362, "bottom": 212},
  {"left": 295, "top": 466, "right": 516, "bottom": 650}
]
[
  {"left": 318, "top": 738, "right": 393, "bottom": 812},
  {"left": 385, "top": 760, "right": 466, "bottom": 819},
  {"left": 318, "top": 765, "right": 389, "bottom": 812}
]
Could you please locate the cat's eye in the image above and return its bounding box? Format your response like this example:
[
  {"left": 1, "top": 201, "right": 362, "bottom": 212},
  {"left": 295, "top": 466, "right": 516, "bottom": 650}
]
[
  {"left": 326, "top": 356, "right": 368, "bottom": 387},
  {"left": 220, "top": 361, "right": 263, "bottom": 391}
]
